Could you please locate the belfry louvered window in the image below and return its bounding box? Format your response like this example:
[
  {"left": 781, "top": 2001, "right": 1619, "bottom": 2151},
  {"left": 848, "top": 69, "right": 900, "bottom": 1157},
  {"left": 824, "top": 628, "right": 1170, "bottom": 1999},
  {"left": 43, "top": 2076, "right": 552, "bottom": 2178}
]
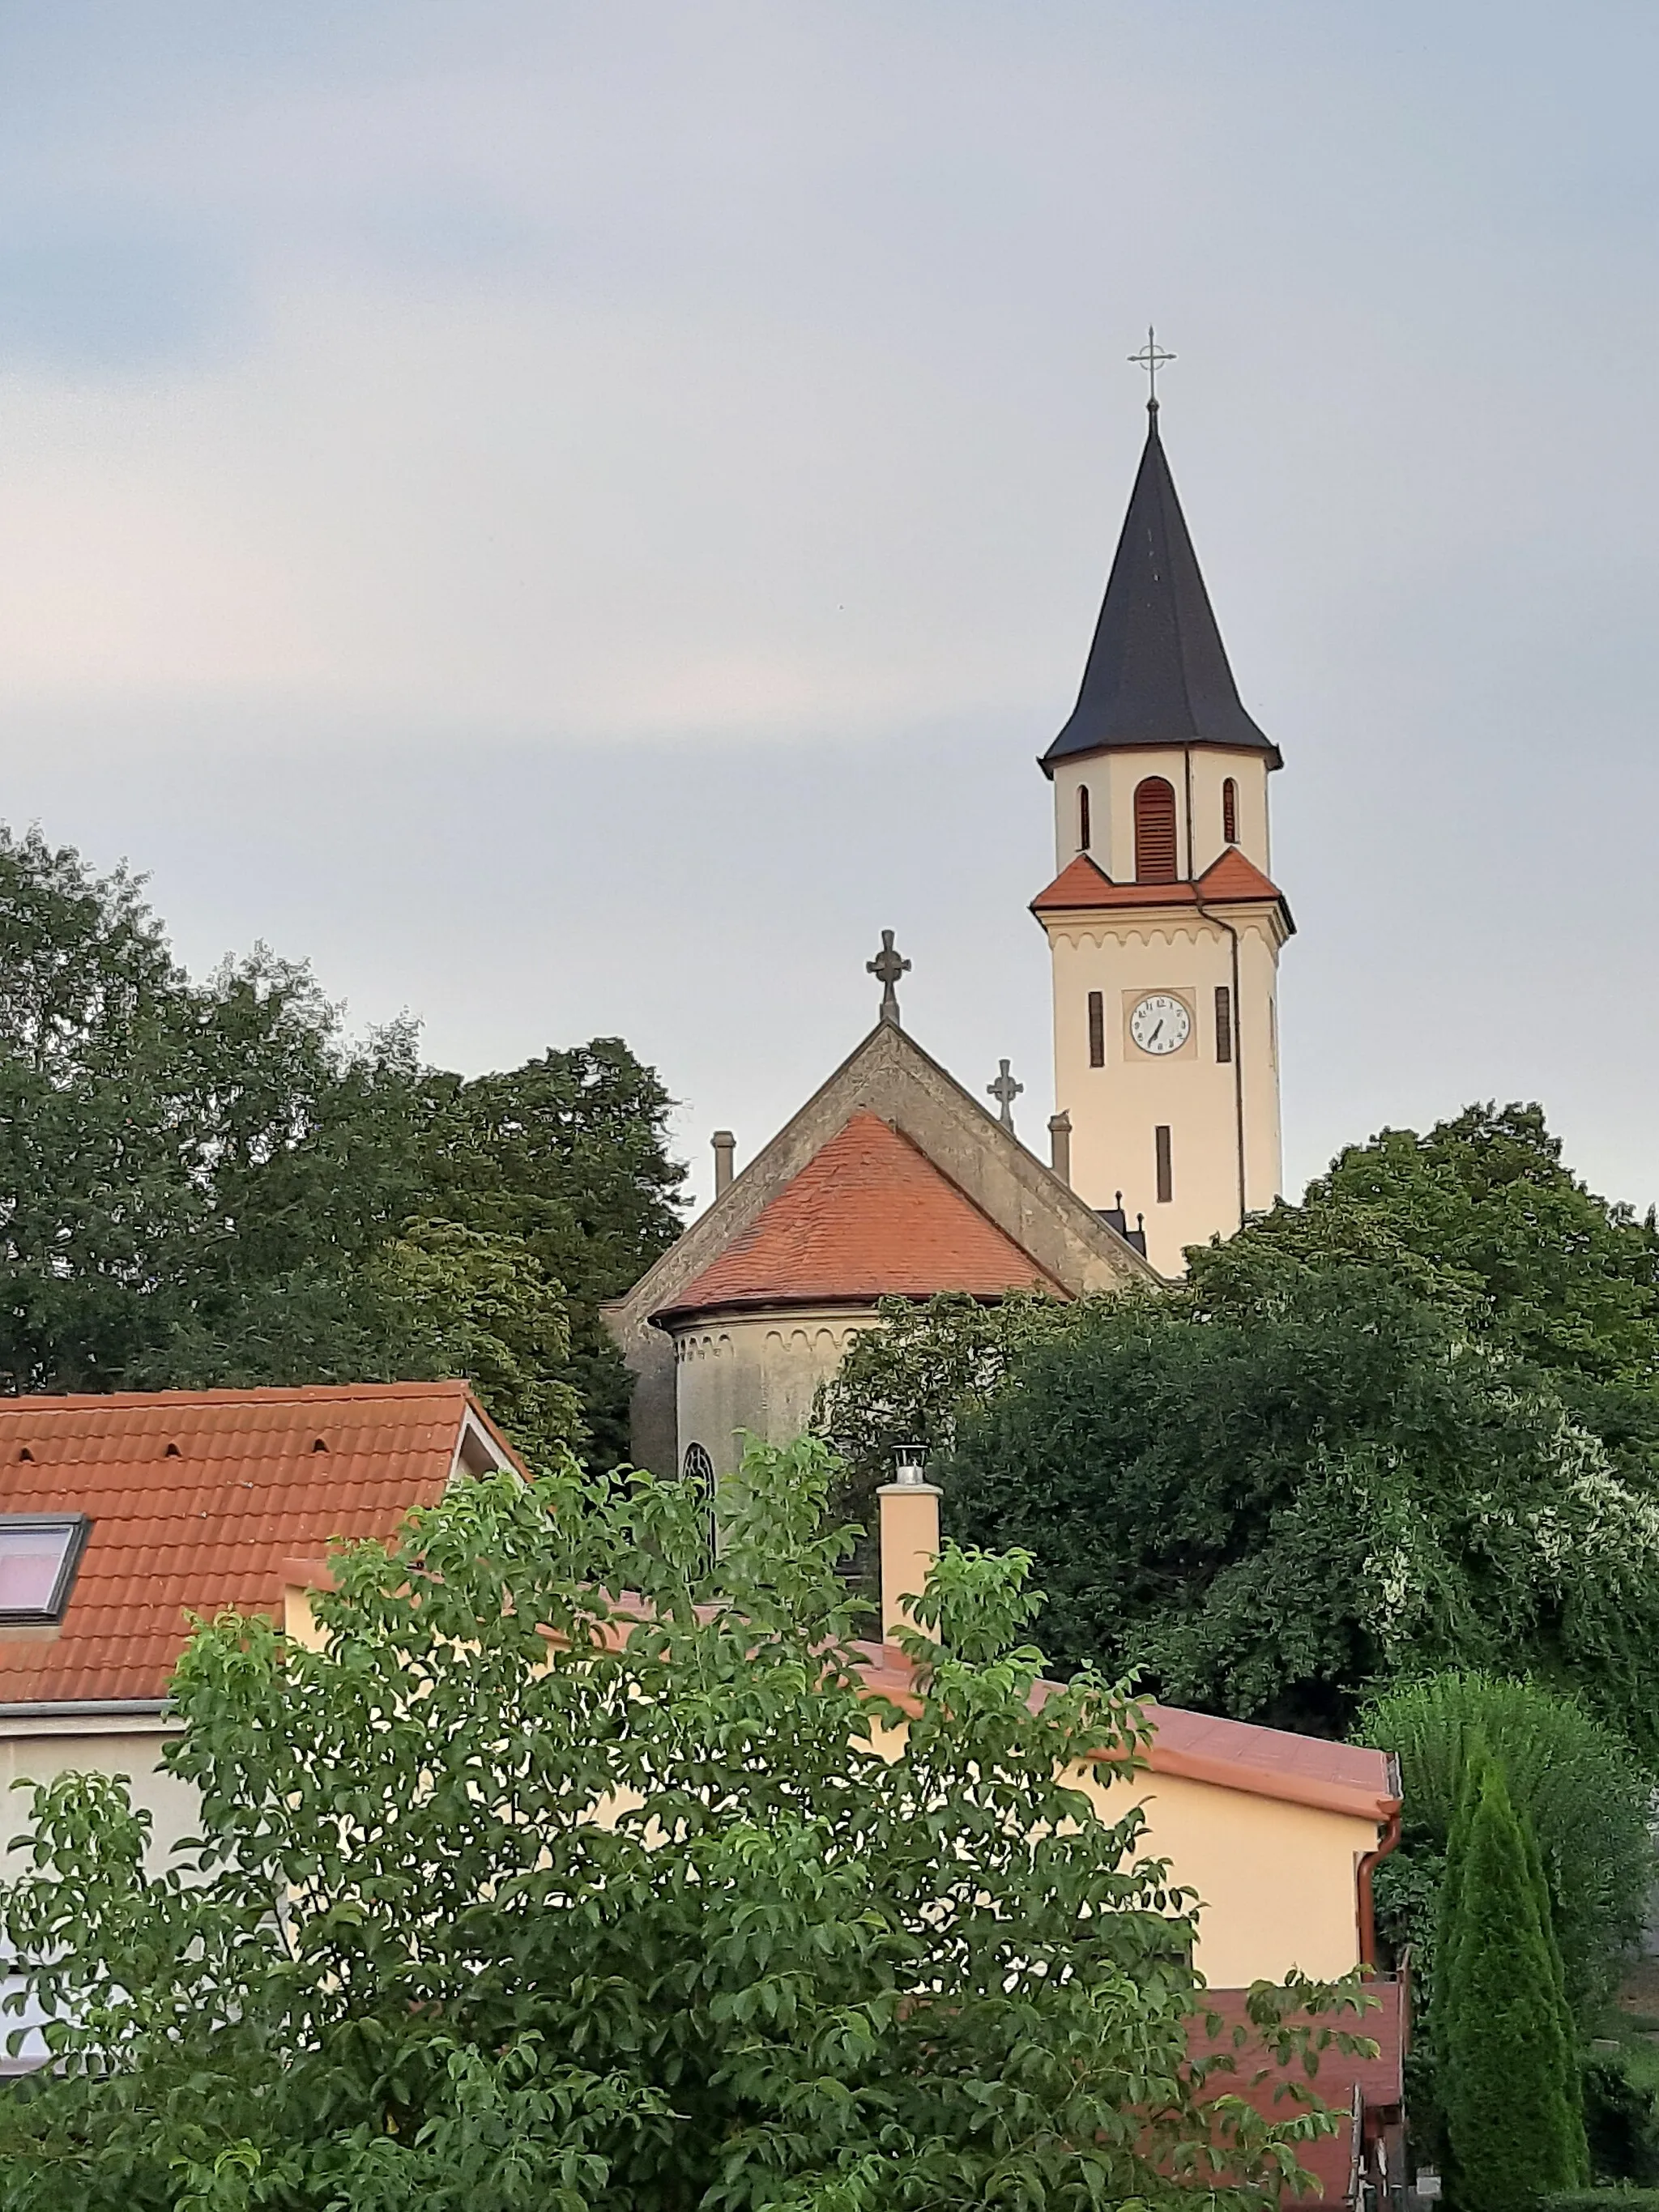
[
  {"left": 1215, "top": 985, "right": 1234, "bottom": 1063},
  {"left": 1078, "top": 784, "right": 1092, "bottom": 851},
  {"left": 1222, "top": 777, "right": 1239, "bottom": 846},
  {"left": 1087, "top": 991, "right": 1105, "bottom": 1068},
  {"left": 1133, "top": 777, "right": 1178, "bottom": 882}
]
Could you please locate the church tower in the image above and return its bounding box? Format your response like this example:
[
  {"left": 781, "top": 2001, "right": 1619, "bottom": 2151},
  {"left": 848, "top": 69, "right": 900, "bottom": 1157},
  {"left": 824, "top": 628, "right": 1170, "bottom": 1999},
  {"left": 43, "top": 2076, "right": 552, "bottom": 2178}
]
[{"left": 1031, "top": 394, "right": 1292, "bottom": 1276}]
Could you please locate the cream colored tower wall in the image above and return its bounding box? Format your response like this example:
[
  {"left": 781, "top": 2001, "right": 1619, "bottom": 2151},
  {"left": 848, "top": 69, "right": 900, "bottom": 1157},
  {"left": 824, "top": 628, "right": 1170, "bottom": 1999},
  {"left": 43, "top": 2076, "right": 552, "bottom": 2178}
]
[
  {"left": 1051, "top": 748, "right": 1271, "bottom": 879},
  {"left": 1047, "top": 903, "right": 1284, "bottom": 1276},
  {"left": 671, "top": 1306, "right": 880, "bottom": 1479}
]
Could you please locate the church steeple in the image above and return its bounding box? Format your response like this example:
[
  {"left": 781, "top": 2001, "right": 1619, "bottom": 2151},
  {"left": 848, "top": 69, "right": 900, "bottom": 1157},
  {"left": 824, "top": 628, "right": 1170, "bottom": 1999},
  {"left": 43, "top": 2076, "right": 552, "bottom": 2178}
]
[
  {"left": 1031, "top": 375, "right": 1291, "bottom": 1276},
  {"left": 1041, "top": 402, "right": 1279, "bottom": 774}
]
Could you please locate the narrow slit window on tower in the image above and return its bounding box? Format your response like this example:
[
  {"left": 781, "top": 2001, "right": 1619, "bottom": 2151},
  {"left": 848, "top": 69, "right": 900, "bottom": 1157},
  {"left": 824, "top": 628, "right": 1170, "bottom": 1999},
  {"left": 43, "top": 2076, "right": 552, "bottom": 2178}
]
[
  {"left": 1214, "top": 984, "right": 1233, "bottom": 1063},
  {"left": 1154, "top": 1124, "right": 1173, "bottom": 1204},
  {"left": 1133, "top": 777, "right": 1179, "bottom": 882},
  {"left": 1222, "top": 777, "right": 1238, "bottom": 846},
  {"left": 1087, "top": 991, "right": 1105, "bottom": 1068},
  {"left": 1078, "top": 783, "right": 1092, "bottom": 851}
]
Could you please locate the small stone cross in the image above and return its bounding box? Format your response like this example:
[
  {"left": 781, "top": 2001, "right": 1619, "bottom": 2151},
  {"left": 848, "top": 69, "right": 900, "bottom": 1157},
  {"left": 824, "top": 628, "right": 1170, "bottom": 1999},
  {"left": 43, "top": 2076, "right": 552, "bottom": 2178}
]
[
  {"left": 987, "top": 1058, "right": 1023, "bottom": 1132},
  {"left": 867, "top": 929, "right": 911, "bottom": 1026}
]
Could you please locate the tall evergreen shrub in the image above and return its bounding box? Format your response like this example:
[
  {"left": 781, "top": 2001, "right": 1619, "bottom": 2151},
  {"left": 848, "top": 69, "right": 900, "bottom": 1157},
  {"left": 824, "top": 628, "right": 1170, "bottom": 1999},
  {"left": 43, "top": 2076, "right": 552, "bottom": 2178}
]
[
  {"left": 1439, "top": 1750, "right": 1589, "bottom": 2212},
  {"left": 1361, "top": 1673, "right": 1653, "bottom": 2020}
]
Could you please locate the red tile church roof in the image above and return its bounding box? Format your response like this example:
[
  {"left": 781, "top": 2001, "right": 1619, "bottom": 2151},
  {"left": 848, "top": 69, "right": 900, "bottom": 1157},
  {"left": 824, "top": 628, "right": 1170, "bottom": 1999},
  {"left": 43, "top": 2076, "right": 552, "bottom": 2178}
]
[
  {"left": 655, "top": 1111, "right": 1063, "bottom": 1322},
  {"left": 0, "top": 1383, "right": 511, "bottom": 1707}
]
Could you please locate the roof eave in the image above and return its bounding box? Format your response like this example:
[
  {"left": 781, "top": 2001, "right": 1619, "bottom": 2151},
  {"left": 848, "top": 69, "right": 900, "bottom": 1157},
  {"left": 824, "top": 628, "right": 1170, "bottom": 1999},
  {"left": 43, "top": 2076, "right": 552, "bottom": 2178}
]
[{"left": 1038, "top": 732, "right": 1284, "bottom": 778}]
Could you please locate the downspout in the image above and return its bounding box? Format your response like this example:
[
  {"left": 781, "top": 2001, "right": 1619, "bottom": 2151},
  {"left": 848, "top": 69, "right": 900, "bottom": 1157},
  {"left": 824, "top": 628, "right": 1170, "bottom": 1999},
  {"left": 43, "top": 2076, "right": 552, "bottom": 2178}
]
[
  {"left": 1183, "top": 748, "right": 1247, "bottom": 1232},
  {"left": 1355, "top": 1759, "right": 1404, "bottom": 1967}
]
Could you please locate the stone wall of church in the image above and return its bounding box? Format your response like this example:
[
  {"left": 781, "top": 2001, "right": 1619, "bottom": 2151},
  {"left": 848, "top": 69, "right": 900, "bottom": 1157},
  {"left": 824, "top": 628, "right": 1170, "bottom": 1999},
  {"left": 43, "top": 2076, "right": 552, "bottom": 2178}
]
[{"left": 671, "top": 1305, "right": 881, "bottom": 1481}]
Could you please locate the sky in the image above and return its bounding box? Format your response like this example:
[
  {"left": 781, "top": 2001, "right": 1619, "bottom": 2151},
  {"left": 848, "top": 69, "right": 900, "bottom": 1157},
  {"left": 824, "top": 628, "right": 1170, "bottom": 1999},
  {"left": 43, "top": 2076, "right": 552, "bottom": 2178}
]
[{"left": 1, "top": 2, "right": 1656, "bottom": 1215}]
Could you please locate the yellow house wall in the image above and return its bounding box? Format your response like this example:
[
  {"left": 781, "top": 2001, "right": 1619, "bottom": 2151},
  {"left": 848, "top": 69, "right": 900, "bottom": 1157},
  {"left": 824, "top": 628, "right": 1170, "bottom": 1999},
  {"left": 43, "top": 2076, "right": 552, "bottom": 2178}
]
[
  {"left": 671, "top": 1306, "right": 880, "bottom": 1480},
  {"left": 1079, "top": 1762, "right": 1375, "bottom": 1988},
  {"left": 0, "top": 1686, "right": 1369, "bottom": 2010}
]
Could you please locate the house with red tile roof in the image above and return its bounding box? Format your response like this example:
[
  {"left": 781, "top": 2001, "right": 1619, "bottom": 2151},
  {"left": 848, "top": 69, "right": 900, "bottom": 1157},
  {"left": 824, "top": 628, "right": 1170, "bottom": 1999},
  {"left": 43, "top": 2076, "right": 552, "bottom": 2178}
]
[
  {"left": 605, "top": 1011, "right": 1156, "bottom": 1486},
  {"left": 868, "top": 1482, "right": 1406, "bottom": 2206},
  {"left": 0, "top": 1381, "right": 520, "bottom": 2069},
  {"left": 0, "top": 1383, "right": 1405, "bottom": 2197},
  {"left": 0, "top": 1382, "right": 517, "bottom": 1845}
]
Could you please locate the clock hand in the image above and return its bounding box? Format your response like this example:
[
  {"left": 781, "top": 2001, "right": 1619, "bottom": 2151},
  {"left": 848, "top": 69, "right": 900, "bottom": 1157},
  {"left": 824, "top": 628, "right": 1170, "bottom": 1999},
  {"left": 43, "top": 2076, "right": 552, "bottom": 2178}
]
[{"left": 1150, "top": 1020, "right": 1164, "bottom": 1044}]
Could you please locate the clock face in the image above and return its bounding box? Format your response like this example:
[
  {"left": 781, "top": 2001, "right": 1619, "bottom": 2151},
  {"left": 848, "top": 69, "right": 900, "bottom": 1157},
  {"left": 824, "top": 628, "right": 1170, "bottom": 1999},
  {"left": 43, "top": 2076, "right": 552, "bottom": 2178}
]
[{"left": 1129, "top": 993, "right": 1191, "bottom": 1056}]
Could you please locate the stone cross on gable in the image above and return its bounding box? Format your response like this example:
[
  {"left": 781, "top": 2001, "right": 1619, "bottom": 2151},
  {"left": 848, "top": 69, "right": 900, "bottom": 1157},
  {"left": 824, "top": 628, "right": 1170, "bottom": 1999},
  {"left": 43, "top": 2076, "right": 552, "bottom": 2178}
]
[
  {"left": 867, "top": 930, "right": 911, "bottom": 1026},
  {"left": 987, "top": 1058, "right": 1023, "bottom": 1132}
]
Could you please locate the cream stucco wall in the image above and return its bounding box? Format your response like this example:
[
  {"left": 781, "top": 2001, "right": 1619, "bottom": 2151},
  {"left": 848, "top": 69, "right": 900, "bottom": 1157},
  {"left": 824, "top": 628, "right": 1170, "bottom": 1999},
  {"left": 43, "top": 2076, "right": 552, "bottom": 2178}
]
[
  {"left": 1081, "top": 1762, "right": 1375, "bottom": 1988},
  {"left": 671, "top": 1305, "right": 881, "bottom": 1479},
  {"left": 0, "top": 1718, "right": 194, "bottom": 1879},
  {"left": 860, "top": 1714, "right": 1376, "bottom": 1991},
  {"left": 0, "top": 1716, "right": 194, "bottom": 2069},
  {"left": 1042, "top": 744, "right": 1284, "bottom": 1276},
  {"left": 0, "top": 1684, "right": 1371, "bottom": 2051},
  {"left": 1049, "top": 747, "right": 1272, "bottom": 882},
  {"left": 1046, "top": 908, "right": 1284, "bottom": 1274}
]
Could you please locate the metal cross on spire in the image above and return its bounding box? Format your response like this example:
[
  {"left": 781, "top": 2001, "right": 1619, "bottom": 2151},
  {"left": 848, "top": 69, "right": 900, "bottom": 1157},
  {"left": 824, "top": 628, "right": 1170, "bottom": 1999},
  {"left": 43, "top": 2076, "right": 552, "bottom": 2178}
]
[
  {"left": 1128, "top": 325, "right": 1175, "bottom": 408},
  {"left": 866, "top": 929, "right": 911, "bottom": 1026},
  {"left": 987, "top": 1058, "right": 1023, "bottom": 1132}
]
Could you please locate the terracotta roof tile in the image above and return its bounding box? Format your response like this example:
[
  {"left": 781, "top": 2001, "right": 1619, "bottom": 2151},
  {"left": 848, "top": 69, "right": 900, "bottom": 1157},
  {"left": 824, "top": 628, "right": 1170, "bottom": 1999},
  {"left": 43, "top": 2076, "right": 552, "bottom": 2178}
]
[
  {"left": 0, "top": 1383, "right": 514, "bottom": 1707},
  {"left": 1031, "top": 848, "right": 1289, "bottom": 914},
  {"left": 655, "top": 1112, "right": 1062, "bottom": 1323},
  {"left": 1195, "top": 846, "right": 1284, "bottom": 902}
]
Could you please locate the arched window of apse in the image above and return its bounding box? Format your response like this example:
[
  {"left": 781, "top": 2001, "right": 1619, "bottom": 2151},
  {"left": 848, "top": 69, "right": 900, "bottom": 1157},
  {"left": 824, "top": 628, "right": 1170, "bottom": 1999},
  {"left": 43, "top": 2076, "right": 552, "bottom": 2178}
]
[
  {"left": 680, "top": 1443, "right": 717, "bottom": 1575},
  {"left": 1133, "top": 777, "right": 1178, "bottom": 883}
]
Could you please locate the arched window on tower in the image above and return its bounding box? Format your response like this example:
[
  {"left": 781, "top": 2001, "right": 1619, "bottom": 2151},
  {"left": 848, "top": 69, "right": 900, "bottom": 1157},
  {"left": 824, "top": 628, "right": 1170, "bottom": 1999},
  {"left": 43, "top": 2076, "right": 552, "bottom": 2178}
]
[
  {"left": 1078, "top": 783, "right": 1091, "bottom": 851},
  {"left": 1222, "top": 777, "right": 1239, "bottom": 846},
  {"left": 1133, "top": 776, "right": 1179, "bottom": 883}
]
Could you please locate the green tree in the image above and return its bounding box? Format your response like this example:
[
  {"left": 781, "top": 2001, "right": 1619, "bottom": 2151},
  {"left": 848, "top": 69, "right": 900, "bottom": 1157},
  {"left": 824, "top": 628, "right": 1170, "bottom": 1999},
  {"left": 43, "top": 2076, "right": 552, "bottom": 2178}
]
[
  {"left": 1358, "top": 1674, "right": 1653, "bottom": 2022},
  {"left": 919, "top": 1254, "right": 1659, "bottom": 1746},
  {"left": 1437, "top": 1751, "right": 1588, "bottom": 2212},
  {"left": 814, "top": 1290, "right": 1071, "bottom": 1536},
  {"left": 0, "top": 1438, "right": 1365, "bottom": 2211},
  {"left": 1206, "top": 1103, "right": 1659, "bottom": 1461},
  {"left": 374, "top": 1220, "right": 585, "bottom": 1468},
  {"left": 415, "top": 1043, "right": 687, "bottom": 1467},
  {"left": 0, "top": 823, "right": 684, "bottom": 1455}
]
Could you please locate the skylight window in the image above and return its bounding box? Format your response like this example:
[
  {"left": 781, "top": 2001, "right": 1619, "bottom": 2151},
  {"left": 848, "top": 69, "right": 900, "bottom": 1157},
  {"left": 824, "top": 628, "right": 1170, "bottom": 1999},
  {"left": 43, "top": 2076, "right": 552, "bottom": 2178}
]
[{"left": 0, "top": 1516, "right": 90, "bottom": 1624}]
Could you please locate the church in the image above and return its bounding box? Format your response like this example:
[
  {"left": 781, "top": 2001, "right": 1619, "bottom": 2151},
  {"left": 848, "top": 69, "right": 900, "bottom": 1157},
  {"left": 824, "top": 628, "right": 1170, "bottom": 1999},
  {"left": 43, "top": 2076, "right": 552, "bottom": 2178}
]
[{"left": 608, "top": 384, "right": 1293, "bottom": 1480}]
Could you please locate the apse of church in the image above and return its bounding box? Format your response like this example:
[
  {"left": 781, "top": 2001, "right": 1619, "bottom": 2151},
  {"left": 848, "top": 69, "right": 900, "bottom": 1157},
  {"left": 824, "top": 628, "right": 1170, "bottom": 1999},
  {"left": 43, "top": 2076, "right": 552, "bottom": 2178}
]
[{"left": 1030, "top": 360, "right": 1292, "bottom": 1276}]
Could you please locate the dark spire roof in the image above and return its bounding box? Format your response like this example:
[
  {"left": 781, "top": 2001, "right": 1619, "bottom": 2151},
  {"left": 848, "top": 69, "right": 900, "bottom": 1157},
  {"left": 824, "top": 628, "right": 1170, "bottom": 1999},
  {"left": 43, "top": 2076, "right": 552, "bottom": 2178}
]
[{"left": 1042, "top": 402, "right": 1280, "bottom": 774}]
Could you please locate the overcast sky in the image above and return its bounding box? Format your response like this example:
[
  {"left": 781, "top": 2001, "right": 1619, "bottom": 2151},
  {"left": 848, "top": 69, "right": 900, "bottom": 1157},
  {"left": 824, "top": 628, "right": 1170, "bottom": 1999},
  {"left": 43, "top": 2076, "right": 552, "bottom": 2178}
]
[{"left": 1, "top": 2, "right": 1656, "bottom": 1215}]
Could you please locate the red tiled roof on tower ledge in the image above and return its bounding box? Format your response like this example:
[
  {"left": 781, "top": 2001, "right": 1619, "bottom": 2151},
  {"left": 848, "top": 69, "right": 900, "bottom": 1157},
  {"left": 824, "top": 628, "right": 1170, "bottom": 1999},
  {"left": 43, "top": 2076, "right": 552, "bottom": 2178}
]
[
  {"left": 1031, "top": 846, "right": 1290, "bottom": 919},
  {"left": 654, "top": 1111, "right": 1063, "bottom": 1323}
]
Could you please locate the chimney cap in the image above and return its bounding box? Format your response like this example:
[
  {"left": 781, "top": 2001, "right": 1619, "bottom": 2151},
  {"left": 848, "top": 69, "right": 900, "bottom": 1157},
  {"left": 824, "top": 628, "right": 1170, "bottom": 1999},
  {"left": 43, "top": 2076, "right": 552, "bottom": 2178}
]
[{"left": 891, "top": 1442, "right": 929, "bottom": 1487}]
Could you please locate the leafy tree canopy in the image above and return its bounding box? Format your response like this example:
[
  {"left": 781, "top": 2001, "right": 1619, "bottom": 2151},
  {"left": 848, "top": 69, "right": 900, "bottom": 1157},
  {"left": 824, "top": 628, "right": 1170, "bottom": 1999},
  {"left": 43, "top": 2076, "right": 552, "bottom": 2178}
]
[
  {"left": 830, "top": 1271, "right": 1659, "bottom": 1747},
  {"left": 1203, "top": 1103, "right": 1659, "bottom": 1457},
  {"left": 0, "top": 824, "right": 684, "bottom": 1460},
  {"left": 0, "top": 1439, "right": 1363, "bottom": 2211},
  {"left": 820, "top": 1104, "right": 1659, "bottom": 1747}
]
